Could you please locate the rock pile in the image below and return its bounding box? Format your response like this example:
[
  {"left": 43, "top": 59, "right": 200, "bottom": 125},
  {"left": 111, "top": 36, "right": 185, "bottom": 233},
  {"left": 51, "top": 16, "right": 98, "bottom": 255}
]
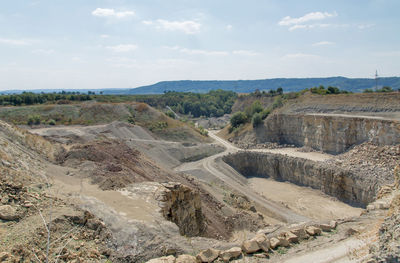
[{"left": 146, "top": 221, "right": 337, "bottom": 262}]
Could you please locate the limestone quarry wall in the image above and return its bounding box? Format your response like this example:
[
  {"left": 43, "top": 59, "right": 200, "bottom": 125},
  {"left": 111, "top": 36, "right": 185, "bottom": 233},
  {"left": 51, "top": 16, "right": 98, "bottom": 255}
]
[
  {"left": 223, "top": 152, "right": 378, "bottom": 207},
  {"left": 258, "top": 114, "right": 400, "bottom": 154}
]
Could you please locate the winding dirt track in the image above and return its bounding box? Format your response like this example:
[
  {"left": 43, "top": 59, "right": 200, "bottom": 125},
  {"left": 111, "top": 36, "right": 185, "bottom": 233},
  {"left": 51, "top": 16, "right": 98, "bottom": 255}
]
[{"left": 175, "top": 131, "right": 313, "bottom": 223}]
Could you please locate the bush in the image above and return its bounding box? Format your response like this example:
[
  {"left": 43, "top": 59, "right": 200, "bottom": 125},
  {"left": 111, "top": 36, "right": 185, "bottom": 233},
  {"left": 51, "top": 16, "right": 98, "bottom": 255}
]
[
  {"left": 165, "top": 110, "right": 175, "bottom": 119},
  {"left": 261, "top": 108, "right": 271, "bottom": 119},
  {"left": 230, "top": 111, "right": 247, "bottom": 128},
  {"left": 197, "top": 126, "right": 208, "bottom": 136},
  {"left": 272, "top": 96, "right": 283, "bottom": 109},
  {"left": 48, "top": 119, "right": 56, "bottom": 125},
  {"left": 27, "top": 115, "right": 41, "bottom": 125},
  {"left": 252, "top": 112, "right": 263, "bottom": 127}
]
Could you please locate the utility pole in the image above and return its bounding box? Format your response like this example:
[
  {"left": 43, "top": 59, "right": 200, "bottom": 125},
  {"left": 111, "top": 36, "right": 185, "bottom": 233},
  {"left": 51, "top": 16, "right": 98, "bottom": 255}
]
[{"left": 375, "top": 70, "right": 379, "bottom": 91}]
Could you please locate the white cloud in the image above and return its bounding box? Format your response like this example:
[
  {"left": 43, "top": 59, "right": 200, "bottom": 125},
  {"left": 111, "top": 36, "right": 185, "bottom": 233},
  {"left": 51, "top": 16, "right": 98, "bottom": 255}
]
[
  {"left": 232, "top": 50, "right": 260, "bottom": 56},
  {"left": 92, "top": 8, "right": 135, "bottom": 18},
  {"left": 288, "top": 23, "right": 347, "bottom": 31},
  {"left": 312, "top": 41, "right": 335, "bottom": 46},
  {"left": 0, "top": 38, "right": 31, "bottom": 46},
  {"left": 282, "top": 53, "right": 320, "bottom": 59},
  {"left": 143, "top": 19, "right": 201, "bottom": 34},
  {"left": 106, "top": 44, "right": 138, "bottom": 52},
  {"left": 226, "top": 24, "right": 233, "bottom": 30},
  {"left": 279, "top": 11, "right": 337, "bottom": 26},
  {"left": 32, "top": 49, "right": 55, "bottom": 54},
  {"left": 100, "top": 34, "right": 110, "bottom": 38},
  {"left": 180, "top": 48, "right": 228, "bottom": 56}
]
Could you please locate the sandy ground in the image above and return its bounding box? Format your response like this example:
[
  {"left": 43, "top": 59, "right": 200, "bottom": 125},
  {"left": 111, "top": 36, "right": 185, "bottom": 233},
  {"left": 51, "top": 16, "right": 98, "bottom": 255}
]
[
  {"left": 248, "top": 178, "right": 363, "bottom": 221},
  {"left": 45, "top": 164, "right": 159, "bottom": 222}
]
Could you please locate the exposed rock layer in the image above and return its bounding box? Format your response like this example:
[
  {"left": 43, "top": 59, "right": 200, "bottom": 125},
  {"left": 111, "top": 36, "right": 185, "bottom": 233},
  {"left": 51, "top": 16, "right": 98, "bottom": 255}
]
[
  {"left": 223, "top": 152, "right": 378, "bottom": 206},
  {"left": 257, "top": 114, "right": 400, "bottom": 154}
]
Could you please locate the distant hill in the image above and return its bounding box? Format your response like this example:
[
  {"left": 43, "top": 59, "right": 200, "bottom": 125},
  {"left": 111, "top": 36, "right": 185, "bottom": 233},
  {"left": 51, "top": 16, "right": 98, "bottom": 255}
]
[
  {"left": 128, "top": 77, "right": 400, "bottom": 94},
  {"left": 1, "top": 76, "right": 399, "bottom": 95}
]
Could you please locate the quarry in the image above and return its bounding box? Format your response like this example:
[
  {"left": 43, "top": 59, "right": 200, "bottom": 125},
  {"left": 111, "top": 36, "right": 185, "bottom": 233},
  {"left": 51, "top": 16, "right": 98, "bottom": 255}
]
[{"left": 0, "top": 91, "right": 399, "bottom": 263}]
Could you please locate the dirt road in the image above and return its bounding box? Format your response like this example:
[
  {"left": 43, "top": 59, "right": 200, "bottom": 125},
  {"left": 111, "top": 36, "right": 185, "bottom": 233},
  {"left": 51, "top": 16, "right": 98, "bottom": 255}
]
[{"left": 176, "top": 131, "right": 313, "bottom": 223}]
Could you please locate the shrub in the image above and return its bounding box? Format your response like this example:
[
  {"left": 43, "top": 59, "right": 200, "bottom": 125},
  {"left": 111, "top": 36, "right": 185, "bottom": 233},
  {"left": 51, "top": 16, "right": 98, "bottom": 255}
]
[
  {"left": 230, "top": 111, "right": 247, "bottom": 128},
  {"left": 252, "top": 112, "right": 263, "bottom": 127},
  {"left": 261, "top": 108, "right": 271, "bottom": 119},
  {"left": 165, "top": 110, "right": 175, "bottom": 119},
  {"left": 27, "top": 115, "right": 41, "bottom": 125},
  {"left": 48, "top": 119, "right": 56, "bottom": 125}
]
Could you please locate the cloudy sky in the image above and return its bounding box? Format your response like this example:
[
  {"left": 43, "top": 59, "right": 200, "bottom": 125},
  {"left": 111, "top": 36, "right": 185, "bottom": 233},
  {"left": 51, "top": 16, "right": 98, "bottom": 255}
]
[{"left": 0, "top": 0, "right": 399, "bottom": 90}]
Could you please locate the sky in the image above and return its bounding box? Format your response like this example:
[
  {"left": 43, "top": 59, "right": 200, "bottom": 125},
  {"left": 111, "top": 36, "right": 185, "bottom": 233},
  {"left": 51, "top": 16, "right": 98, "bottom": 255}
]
[{"left": 0, "top": 0, "right": 399, "bottom": 90}]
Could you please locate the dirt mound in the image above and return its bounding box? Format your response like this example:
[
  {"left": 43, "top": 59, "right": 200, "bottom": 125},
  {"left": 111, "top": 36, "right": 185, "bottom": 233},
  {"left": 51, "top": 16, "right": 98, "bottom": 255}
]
[{"left": 58, "top": 139, "right": 174, "bottom": 190}]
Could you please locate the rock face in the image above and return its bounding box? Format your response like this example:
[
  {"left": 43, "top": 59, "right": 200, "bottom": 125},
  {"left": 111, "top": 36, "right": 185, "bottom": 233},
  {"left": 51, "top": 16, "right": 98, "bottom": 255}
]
[
  {"left": 259, "top": 114, "right": 400, "bottom": 154},
  {"left": 156, "top": 182, "right": 205, "bottom": 237},
  {"left": 223, "top": 152, "right": 377, "bottom": 206}
]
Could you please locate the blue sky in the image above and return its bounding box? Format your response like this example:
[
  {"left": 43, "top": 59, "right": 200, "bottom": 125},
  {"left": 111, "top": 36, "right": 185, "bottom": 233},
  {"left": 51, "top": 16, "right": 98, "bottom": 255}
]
[{"left": 0, "top": 0, "right": 399, "bottom": 90}]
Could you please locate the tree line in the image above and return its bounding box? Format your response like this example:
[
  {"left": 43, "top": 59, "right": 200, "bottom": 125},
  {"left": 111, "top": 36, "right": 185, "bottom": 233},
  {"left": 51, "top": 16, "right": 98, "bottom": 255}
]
[
  {"left": 129, "top": 90, "right": 237, "bottom": 118},
  {"left": 0, "top": 92, "right": 92, "bottom": 106}
]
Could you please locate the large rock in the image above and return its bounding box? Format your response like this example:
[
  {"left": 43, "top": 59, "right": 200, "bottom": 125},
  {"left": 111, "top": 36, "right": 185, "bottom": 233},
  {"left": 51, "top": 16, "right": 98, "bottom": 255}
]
[
  {"left": 306, "top": 226, "right": 322, "bottom": 236},
  {"left": 241, "top": 239, "right": 260, "bottom": 254},
  {"left": 284, "top": 231, "right": 298, "bottom": 243},
  {"left": 147, "top": 255, "right": 176, "bottom": 263},
  {"left": 269, "top": 237, "right": 280, "bottom": 249},
  {"left": 252, "top": 234, "right": 270, "bottom": 252},
  {"left": 175, "top": 254, "right": 196, "bottom": 263},
  {"left": 0, "top": 205, "right": 19, "bottom": 221},
  {"left": 277, "top": 236, "right": 290, "bottom": 247},
  {"left": 196, "top": 248, "right": 220, "bottom": 263},
  {"left": 290, "top": 228, "right": 308, "bottom": 240},
  {"left": 219, "top": 247, "right": 242, "bottom": 262}
]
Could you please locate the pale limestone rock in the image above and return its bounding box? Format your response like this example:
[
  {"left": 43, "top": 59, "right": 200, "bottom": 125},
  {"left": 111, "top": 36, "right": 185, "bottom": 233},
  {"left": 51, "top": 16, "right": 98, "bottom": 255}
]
[
  {"left": 252, "top": 234, "right": 270, "bottom": 252},
  {"left": 285, "top": 231, "right": 298, "bottom": 243},
  {"left": 175, "top": 254, "right": 196, "bottom": 263},
  {"left": 196, "top": 248, "right": 220, "bottom": 263},
  {"left": 269, "top": 237, "right": 280, "bottom": 249},
  {"left": 241, "top": 239, "right": 260, "bottom": 254},
  {"left": 219, "top": 247, "right": 242, "bottom": 262},
  {"left": 306, "top": 226, "right": 322, "bottom": 236},
  {"left": 0, "top": 205, "right": 18, "bottom": 220},
  {"left": 146, "top": 255, "right": 176, "bottom": 263}
]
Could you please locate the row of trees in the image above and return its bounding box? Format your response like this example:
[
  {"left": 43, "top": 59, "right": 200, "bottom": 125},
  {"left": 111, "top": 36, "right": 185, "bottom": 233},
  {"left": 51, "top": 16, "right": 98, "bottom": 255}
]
[
  {"left": 363, "top": 86, "right": 396, "bottom": 93},
  {"left": 0, "top": 92, "right": 92, "bottom": 106},
  {"left": 310, "top": 85, "right": 350, "bottom": 95},
  {"left": 131, "top": 90, "right": 237, "bottom": 118}
]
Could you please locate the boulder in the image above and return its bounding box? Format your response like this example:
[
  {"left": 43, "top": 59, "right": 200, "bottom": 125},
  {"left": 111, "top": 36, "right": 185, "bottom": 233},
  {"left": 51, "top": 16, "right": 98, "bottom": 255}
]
[
  {"left": 290, "top": 228, "right": 308, "bottom": 240},
  {"left": 319, "top": 223, "right": 333, "bottom": 232},
  {"left": 305, "top": 226, "right": 322, "bottom": 236},
  {"left": 277, "top": 237, "right": 290, "bottom": 247},
  {"left": 0, "top": 205, "right": 19, "bottom": 221},
  {"left": 219, "top": 247, "right": 242, "bottom": 262},
  {"left": 269, "top": 237, "right": 280, "bottom": 249},
  {"left": 285, "top": 231, "right": 298, "bottom": 243},
  {"left": 175, "top": 254, "right": 196, "bottom": 263},
  {"left": 241, "top": 239, "right": 260, "bottom": 254},
  {"left": 196, "top": 248, "right": 220, "bottom": 263},
  {"left": 147, "top": 255, "right": 176, "bottom": 263},
  {"left": 252, "top": 234, "right": 270, "bottom": 252}
]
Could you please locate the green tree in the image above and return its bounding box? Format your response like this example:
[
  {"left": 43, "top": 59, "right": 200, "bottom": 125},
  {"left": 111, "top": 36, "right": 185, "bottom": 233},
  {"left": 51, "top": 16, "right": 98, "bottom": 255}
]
[
  {"left": 252, "top": 112, "right": 263, "bottom": 127},
  {"left": 230, "top": 111, "right": 247, "bottom": 128}
]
